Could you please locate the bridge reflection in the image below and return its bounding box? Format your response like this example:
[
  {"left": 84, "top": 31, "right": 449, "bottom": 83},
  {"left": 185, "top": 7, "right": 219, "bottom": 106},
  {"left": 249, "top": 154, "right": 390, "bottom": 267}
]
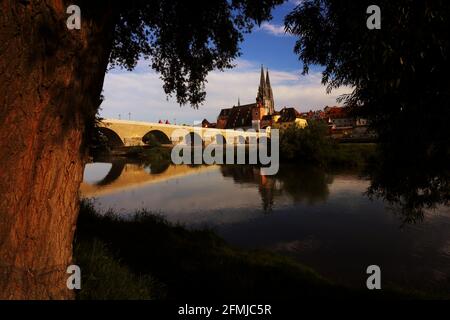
[
  {"left": 80, "top": 161, "right": 218, "bottom": 197},
  {"left": 81, "top": 161, "right": 334, "bottom": 213}
]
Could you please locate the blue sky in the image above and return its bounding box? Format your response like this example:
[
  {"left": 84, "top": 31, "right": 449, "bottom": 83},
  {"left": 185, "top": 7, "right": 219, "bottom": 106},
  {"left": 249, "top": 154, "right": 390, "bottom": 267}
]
[
  {"left": 240, "top": 3, "right": 299, "bottom": 71},
  {"left": 100, "top": 1, "right": 350, "bottom": 124}
]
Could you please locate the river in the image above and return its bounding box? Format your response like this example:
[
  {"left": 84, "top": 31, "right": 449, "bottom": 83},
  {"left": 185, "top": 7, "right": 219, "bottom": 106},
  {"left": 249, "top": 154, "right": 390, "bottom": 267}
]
[{"left": 80, "top": 159, "right": 450, "bottom": 293}]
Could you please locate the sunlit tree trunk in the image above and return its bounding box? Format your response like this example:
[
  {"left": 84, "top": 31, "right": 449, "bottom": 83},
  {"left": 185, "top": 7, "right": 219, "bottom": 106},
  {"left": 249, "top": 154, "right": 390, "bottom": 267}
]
[{"left": 0, "top": 0, "right": 115, "bottom": 299}]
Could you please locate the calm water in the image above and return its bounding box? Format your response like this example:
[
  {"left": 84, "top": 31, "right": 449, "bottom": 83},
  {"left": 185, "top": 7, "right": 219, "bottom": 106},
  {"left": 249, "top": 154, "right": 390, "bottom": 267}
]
[{"left": 81, "top": 160, "right": 450, "bottom": 293}]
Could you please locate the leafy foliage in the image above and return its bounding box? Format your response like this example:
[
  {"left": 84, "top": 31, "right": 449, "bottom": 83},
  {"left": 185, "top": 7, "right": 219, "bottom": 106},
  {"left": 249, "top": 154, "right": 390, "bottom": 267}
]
[
  {"left": 107, "top": 0, "right": 284, "bottom": 106},
  {"left": 285, "top": 0, "right": 450, "bottom": 133},
  {"left": 285, "top": 1, "right": 450, "bottom": 219},
  {"left": 280, "top": 121, "right": 334, "bottom": 165},
  {"left": 280, "top": 121, "right": 377, "bottom": 168},
  {"left": 75, "top": 200, "right": 429, "bottom": 299},
  {"left": 74, "top": 239, "right": 164, "bottom": 299}
]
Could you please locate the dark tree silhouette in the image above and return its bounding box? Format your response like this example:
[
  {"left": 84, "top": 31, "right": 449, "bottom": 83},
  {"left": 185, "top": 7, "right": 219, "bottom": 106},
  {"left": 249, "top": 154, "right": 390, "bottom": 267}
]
[
  {"left": 0, "top": 0, "right": 283, "bottom": 299},
  {"left": 285, "top": 0, "right": 450, "bottom": 220}
]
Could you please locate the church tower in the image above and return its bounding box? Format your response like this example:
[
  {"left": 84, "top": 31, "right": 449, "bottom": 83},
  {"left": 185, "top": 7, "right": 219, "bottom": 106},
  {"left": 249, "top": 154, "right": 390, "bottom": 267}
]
[
  {"left": 256, "top": 65, "right": 275, "bottom": 115},
  {"left": 265, "top": 68, "right": 275, "bottom": 114}
]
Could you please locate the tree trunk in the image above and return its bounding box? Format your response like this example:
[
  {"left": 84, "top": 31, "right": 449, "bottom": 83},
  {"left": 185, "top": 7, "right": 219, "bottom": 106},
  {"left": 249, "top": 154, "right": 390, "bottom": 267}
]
[{"left": 0, "top": 0, "right": 115, "bottom": 299}]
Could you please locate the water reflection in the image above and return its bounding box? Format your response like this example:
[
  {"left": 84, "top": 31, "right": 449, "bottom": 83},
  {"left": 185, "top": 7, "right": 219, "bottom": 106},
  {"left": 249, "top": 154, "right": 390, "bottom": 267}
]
[
  {"left": 80, "top": 161, "right": 337, "bottom": 216},
  {"left": 366, "top": 142, "right": 450, "bottom": 223},
  {"left": 80, "top": 159, "right": 450, "bottom": 293},
  {"left": 219, "top": 165, "right": 334, "bottom": 211}
]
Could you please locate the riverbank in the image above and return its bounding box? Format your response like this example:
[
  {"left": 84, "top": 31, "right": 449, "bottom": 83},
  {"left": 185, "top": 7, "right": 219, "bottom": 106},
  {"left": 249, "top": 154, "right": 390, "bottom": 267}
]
[
  {"left": 74, "top": 200, "right": 433, "bottom": 300},
  {"left": 328, "top": 142, "right": 377, "bottom": 169},
  {"left": 278, "top": 121, "right": 378, "bottom": 169},
  {"left": 94, "top": 141, "right": 377, "bottom": 172}
]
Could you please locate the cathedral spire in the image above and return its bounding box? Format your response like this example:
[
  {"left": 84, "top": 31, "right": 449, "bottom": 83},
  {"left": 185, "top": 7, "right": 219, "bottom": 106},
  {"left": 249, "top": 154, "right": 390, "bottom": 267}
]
[
  {"left": 265, "top": 68, "right": 273, "bottom": 99},
  {"left": 260, "top": 64, "right": 266, "bottom": 88},
  {"left": 255, "top": 65, "right": 275, "bottom": 115},
  {"left": 257, "top": 65, "right": 266, "bottom": 102}
]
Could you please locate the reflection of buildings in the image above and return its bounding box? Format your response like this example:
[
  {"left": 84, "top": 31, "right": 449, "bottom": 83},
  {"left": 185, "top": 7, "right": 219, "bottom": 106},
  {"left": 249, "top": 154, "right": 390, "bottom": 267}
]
[
  {"left": 206, "top": 66, "right": 307, "bottom": 131},
  {"left": 82, "top": 161, "right": 333, "bottom": 212},
  {"left": 220, "top": 165, "right": 280, "bottom": 212},
  {"left": 220, "top": 164, "right": 333, "bottom": 211},
  {"left": 258, "top": 174, "right": 276, "bottom": 212}
]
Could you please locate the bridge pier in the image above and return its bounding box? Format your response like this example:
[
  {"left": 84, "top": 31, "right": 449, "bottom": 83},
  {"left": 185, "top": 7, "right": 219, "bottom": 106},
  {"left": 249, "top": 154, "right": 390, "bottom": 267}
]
[{"left": 98, "top": 119, "right": 268, "bottom": 148}]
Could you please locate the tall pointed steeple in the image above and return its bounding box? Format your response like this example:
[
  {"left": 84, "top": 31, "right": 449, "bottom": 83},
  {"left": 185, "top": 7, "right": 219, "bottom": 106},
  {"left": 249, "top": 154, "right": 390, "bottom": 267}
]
[
  {"left": 260, "top": 65, "right": 266, "bottom": 88},
  {"left": 257, "top": 64, "right": 266, "bottom": 102},
  {"left": 256, "top": 65, "right": 275, "bottom": 116},
  {"left": 265, "top": 68, "right": 273, "bottom": 100},
  {"left": 237, "top": 97, "right": 240, "bottom": 107}
]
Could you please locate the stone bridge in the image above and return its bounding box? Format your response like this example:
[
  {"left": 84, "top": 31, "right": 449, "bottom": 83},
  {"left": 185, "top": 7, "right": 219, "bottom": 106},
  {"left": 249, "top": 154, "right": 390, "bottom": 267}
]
[{"left": 98, "top": 119, "right": 269, "bottom": 147}]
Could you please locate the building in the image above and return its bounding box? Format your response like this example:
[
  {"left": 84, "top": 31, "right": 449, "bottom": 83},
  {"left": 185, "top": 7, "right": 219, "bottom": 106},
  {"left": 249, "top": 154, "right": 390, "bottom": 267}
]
[
  {"left": 216, "top": 65, "right": 275, "bottom": 131},
  {"left": 213, "top": 65, "right": 310, "bottom": 132},
  {"left": 301, "top": 106, "right": 371, "bottom": 138},
  {"left": 201, "top": 118, "right": 216, "bottom": 128},
  {"left": 272, "top": 107, "right": 307, "bottom": 130}
]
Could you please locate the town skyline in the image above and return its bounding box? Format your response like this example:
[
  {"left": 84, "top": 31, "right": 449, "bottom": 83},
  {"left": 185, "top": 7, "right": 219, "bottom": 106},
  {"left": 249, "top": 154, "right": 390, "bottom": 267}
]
[
  {"left": 100, "top": 59, "right": 352, "bottom": 125},
  {"left": 99, "top": 2, "right": 351, "bottom": 124}
]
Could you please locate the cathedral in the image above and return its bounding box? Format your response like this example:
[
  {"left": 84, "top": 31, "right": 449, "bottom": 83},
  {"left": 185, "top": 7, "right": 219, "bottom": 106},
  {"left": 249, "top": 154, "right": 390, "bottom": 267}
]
[{"left": 216, "top": 65, "right": 276, "bottom": 131}]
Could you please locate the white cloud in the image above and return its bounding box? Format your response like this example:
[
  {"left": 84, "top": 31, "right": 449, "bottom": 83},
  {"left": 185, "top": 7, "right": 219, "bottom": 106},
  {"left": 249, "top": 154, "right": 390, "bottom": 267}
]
[
  {"left": 258, "top": 22, "right": 291, "bottom": 37},
  {"left": 100, "top": 61, "right": 352, "bottom": 124},
  {"left": 289, "top": 0, "right": 305, "bottom": 6}
]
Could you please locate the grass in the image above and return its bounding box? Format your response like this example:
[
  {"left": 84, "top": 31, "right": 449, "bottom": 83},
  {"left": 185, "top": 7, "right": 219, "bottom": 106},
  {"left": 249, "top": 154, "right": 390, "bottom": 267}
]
[
  {"left": 328, "top": 143, "right": 378, "bottom": 169},
  {"left": 73, "top": 200, "right": 438, "bottom": 300},
  {"left": 279, "top": 121, "right": 378, "bottom": 170},
  {"left": 74, "top": 239, "right": 164, "bottom": 299}
]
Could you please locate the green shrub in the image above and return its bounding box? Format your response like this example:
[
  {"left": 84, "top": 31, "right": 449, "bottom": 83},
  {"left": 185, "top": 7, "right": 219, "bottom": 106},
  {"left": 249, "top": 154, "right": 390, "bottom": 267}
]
[
  {"left": 280, "top": 121, "right": 378, "bottom": 169},
  {"left": 75, "top": 201, "right": 339, "bottom": 299},
  {"left": 74, "top": 239, "right": 165, "bottom": 300},
  {"left": 74, "top": 200, "right": 427, "bottom": 299},
  {"left": 280, "top": 120, "right": 334, "bottom": 165},
  {"left": 328, "top": 143, "right": 378, "bottom": 168}
]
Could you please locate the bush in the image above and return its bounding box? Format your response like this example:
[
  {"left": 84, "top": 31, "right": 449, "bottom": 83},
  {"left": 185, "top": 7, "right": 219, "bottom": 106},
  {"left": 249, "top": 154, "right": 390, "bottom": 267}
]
[
  {"left": 328, "top": 143, "right": 378, "bottom": 168},
  {"left": 75, "top": 201, "right": 347, "bottom": 299},
  {"left": 280, "top": 121, "right": 378, "bottom": 169},
  {"left": 74, "top": 200, "right": 428, "bottom": 299},
  {"left": 280, "top": 120, "right": 334, "bottom": 165},
  {"left": 74, "top": 239, "right": 164, "bottom": 300}
]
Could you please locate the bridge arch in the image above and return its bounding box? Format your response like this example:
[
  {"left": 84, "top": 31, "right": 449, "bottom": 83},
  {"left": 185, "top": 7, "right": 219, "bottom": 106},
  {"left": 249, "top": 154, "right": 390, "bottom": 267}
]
[
  {"left": 98, "top": 127, "right": 124, "bottom": 147},
  {"left": 142, "top": 130, "right": 171, "bottom": 146},
  {"left": 96, "top": 162, "right": 126, "bottom": 186}
]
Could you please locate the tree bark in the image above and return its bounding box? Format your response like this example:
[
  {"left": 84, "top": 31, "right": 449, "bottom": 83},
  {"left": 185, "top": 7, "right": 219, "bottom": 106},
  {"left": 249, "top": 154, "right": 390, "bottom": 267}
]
[{"left": 0, "top": 0, "right": 115, "bottom": 299}]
